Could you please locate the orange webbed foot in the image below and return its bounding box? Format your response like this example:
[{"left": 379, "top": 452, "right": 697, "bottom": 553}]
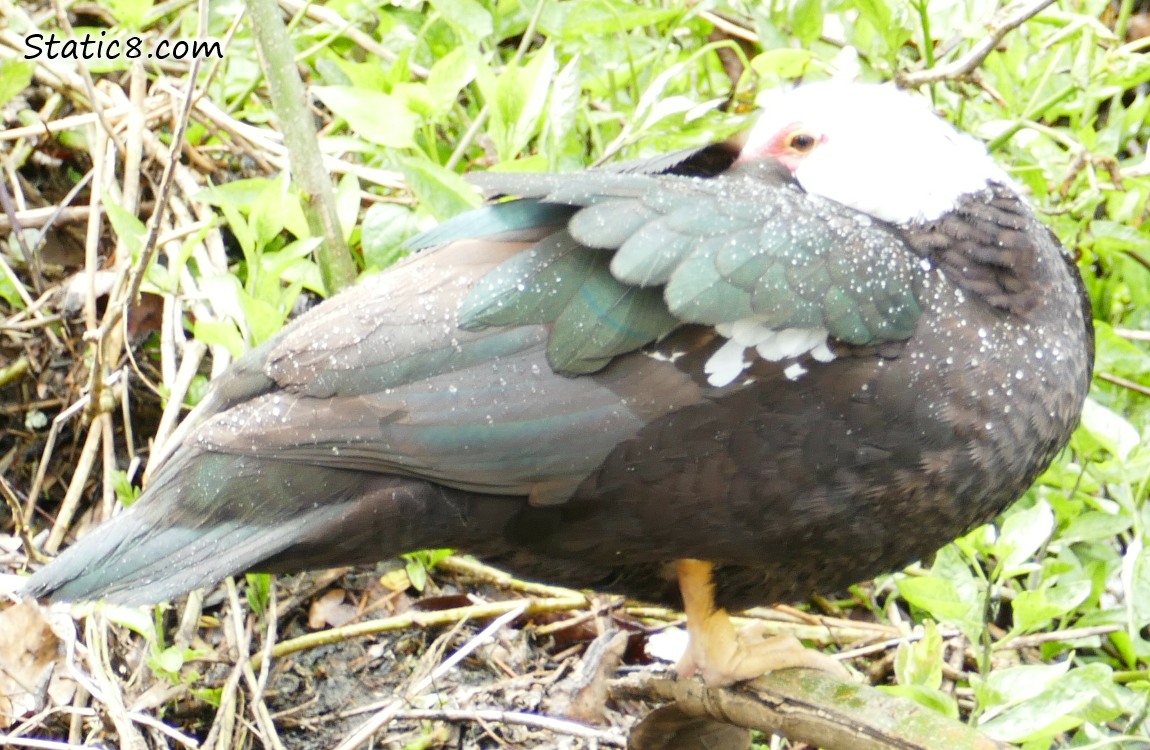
[{"left": 676, "top": 559, "right": 850, "bottom": 688}]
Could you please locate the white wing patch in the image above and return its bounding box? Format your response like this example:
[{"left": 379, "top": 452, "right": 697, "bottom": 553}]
[
  {"left": 704, "top": 336, "right": 751, "bottom": 386},
  {"left": 706, "top": 320, "right": 836, "bottom": 387},
  {"left": 784, "top": 362, "right": 808, "bottom": 381}
]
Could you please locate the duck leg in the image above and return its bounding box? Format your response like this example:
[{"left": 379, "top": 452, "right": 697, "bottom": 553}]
[{"left": 675, "top": 559, "right": 850, "bottom": 687}]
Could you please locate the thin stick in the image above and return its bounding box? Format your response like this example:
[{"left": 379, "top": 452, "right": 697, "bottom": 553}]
[
  {"left": 410, "top": 602, "right": 528, "bottom": 696},
  {"left": 225, "top": 579, "right": 288, "bottom": 750},
  {"left": 150, "top": 338, "right": 208, "bottom": 458},
  {"left": 1114, "top": 328, "right": 1150, "bottom": 342},
  {"left": 276, "top": 0, "right": 429, "bottom": 78},
  {"left": 44, "top": 422, "right": 102, "bottom": 553},
  {"left": 124, "top": 711, "right": 201, "bottom": 748},
  {"left": 0, "top": 202, "right": 108, "bottom": 230},
  {"left": 328, "top": 701, "right": 405, "bottom": 750},
  {"left": 252, "top": 595, "right": 587, "bottom": 669},
  {"left": 0, "top": 106, "right": 133, "bottom": 143},
  {"left": 1098, "top": 372, "right": 1150, "bottom": 398},
  {"left": 994, "top": 624, "right": 1121, "bottom": 650},
  {"left": 83, "top": 616, "right": 148, "bottom": 750},
  {"left": 121, "top": 63, "right": 146, "bottom": 222},
  {"left": 117, "top": 64, "right": 202, "bottom": 332},
  {"left": 23, "top": 395, "right": 84, "bottom": 524},
  {"left": 897, "top": 0, "right": 1057, "bottom": 87},
  {"left": 699, "top": 10, "right": 760, "bottom": 44},
  {"left": 0, "top": 738, "right": 89, "bottom": 750},
  {"left": 81, "top": 116, "right": 111, "bottom": 333},
  {"left": 199, "top": 629, "right": 245, "bottom": 750},
  {"left": 0, "top": 164, "right": 42, "bottom": 293},
  {"left": 0, "top": 474, "right": 47, "bottom": 563},
  {"left": 436, "top": 555, "right": 585, "bottom": 598},
  {"left": 98, "top": 411, "right": 116, "bottom": 520},
  {"left": 392, "top": 709, "right": 626, "bottom": 746}
]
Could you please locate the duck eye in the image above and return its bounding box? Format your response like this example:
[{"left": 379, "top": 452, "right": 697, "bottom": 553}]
[{"left": 788, "top": 132, "right": 817, "bottom": 152}]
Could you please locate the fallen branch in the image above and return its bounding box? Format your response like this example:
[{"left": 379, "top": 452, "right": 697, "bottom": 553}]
[{"left": 613, "top": 670, "right": 1010, "bottom": 750}]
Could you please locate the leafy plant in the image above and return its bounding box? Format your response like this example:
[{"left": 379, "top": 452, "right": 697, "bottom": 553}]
[{"left": 402, "top": 548, "right": 455, "bottom": 593}]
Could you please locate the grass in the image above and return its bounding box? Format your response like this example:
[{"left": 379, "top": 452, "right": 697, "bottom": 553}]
[{"left": 0, "top": 0, "right": 1149, "bottom": 747}]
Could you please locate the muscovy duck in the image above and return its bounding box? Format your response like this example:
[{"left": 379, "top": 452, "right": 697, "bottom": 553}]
[{"left": 24, "top": 82, "right": 1093, "bottom": 687}]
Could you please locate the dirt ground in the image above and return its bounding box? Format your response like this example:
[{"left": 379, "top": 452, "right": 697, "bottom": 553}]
[{"left": 4, "top": 539, "right": 898, "bottom": 748}]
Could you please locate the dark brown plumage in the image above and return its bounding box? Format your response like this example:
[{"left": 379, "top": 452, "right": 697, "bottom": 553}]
[{"left": 24, "top": 82, "right": 1093, "bottom": 685}]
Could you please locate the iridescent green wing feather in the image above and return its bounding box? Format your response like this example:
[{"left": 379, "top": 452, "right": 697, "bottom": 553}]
[{"left": 462, "top": 159, "right": 925, "bottom": 375}]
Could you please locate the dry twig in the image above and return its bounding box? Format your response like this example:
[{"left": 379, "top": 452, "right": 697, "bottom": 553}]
[
  {"left": 897, "top": 0, "right": 1057, "bottom": 87},
  {"left": 251, "top": 594, "right": 587, "bottom": 669},
  {"left": 391, "top": 709, "right": 626, "bottom": 746},
  {"left": 613, "top": 670, "right": 1010, "bottom": 750}
]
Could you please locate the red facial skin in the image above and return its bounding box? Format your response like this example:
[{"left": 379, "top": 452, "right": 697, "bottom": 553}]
[{"left": 737, "top": 123, "right": 826, "bottom": 173}]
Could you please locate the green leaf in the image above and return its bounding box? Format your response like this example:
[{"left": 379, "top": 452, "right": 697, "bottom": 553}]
[
  {"left": 252, "top": 178, "right": 300, "bottom": 247},
  {"left": 476, "top": 46, "right": 557, "bottom": 160},
  {"left": 972, "top": 662, "right": 1070, "bottom": 714},
  {"left": 335, "top": 173, "right": 360, "bottom": 244},
  {"left": 105, "top": 199, "right": 148, "bottom": 262},
  {"left": 149, "top": 645, "right": 186, "bottom": 678},
  {"left": 880, "top": 684, "right": 959, "bottom": 719},
  {"left": 239, "top": 291, "right": 286, "bottom": 346},
  {"left": 1109, "top": 629, "right": 1137, "bottom": 669},
  {"left": 894, "top": 621, "right": 944, "bottom": 690},
  {"left": 195, "top": 177, "right": 278, "bottom": 211},
  {"left": 402, "top": 549, "right": 453, "bottom": 593},
  {"left": 245, "top": 573, "right": 271, "bottom": 616},
  {"left": 361, "top": 203, "right": 417, "bottom": 271},
  {"left": 849, "top": 0, "right": 912, "bottom": 55},
  {"left": 993, "top": 500, "right": 1054, "bottom": 576},
  {"left": 106, "top": 0, "right": 152, "bottom": 30},
  {"left": 0, "top": 259, "right": 27, "bottom": 310},
  {"left": 313, "top": 86, "right": 417, "bottom": 148},
  {"left": 978, "top": 664, "right": 1123, "bottom": 743},
  {"left": 1123, "top": 540, "right": 1150, "bottom": 629},
  {"left": 429, "top": 0, "right": 493, "bottom": 42},
  {"left": 424, "top": 47, "right": 477, "bottom": 117},
  {"left": 99, "top": 604, "right": 158, "bottom": 641},
  {"left": 1090, "top": 220, "right": 1150, "bottom": 253},
  {"left": 1079, "top": 397, "right": 1140, "bottom": 461},
  {"left": 543, "top": 55, "right": 583, "bottom": 171},
  {"left": 404, "top": 556, "right": 429, "bottom": 592},
  {"left": 111, "top": 470, "right": 141, "bottom": 506},
  {"left": 791, "top": 0, "right": 824, "bottom": 45},
  {"left": 1060, "top": 510, "right": 1132, "bottom": 543},
  {"left": 259, "top": 238, "right": 323, "bottom": 296},
  {"left": 194, "top": 178, "right": 283, "bottom": 259},
  {"left": 193, "top": 319, "right": 246, "bottom": 360},
  {"left": 897, "top": 575, "right": 984, "bottom": 643},
  {"left": 187, "top": 374, "right": 210, "bottom": 408},
  {"left": 542, "top": 0, "right": 679, "bottom": 38},
  {"left": 1011, "top": 580, "right": 1091, "bottom": 633},
  {"left": 0, "top": 60, "right": 34, "bottom": 109},
  {"left": 397, "top": 155, "right": 481, "bottom": 220},
  {"left": 750, "top": 49, "right": 818, "bottom": 79},
  {"left": 1091, "top": 323, "right": 1150, "bottom": 381}
]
